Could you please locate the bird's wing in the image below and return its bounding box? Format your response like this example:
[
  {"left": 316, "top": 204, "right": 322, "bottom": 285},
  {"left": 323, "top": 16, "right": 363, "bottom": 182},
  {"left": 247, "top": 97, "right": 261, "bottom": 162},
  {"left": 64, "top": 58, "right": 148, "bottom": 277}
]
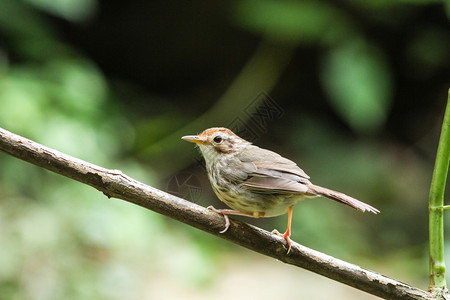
[
  {"left": 242, "top": 176, "right": 309, "bottom": 194},
  {"left": 237, "top": 145, "right": 311, "bottom": 194},
  {"left": 216, "top": 157, "right": 256, "bottom": 183},
  {"left": 238, "top": 145, "right": 310, "bottom": 179}
]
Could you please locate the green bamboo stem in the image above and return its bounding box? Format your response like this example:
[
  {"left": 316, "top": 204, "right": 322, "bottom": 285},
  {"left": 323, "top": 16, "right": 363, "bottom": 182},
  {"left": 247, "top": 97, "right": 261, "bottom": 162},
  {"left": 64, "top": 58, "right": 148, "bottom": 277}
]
[{"left": 429, "top": 89, "right": 450, "bottom": 292}]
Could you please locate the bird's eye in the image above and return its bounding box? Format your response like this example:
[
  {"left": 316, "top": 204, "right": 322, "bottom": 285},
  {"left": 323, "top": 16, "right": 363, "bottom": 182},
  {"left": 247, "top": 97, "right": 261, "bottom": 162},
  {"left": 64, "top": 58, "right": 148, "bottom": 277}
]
[{"left": 213, "top": 135, "right": 223, "bottom": 144}]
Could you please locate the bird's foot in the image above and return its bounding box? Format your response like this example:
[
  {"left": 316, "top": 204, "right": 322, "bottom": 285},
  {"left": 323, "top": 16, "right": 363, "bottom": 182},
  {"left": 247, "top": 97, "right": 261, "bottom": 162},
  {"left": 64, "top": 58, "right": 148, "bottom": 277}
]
[
  {"left": 272, "top": 229, "right": 292, "bottom": 254},
  {"left": 207, "top": 205, "right": 230, "bottom": 233}
]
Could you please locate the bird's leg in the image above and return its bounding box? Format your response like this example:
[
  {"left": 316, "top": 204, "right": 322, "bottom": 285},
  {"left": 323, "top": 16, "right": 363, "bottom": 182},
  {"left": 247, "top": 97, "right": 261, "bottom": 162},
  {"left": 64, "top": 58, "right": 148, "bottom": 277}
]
[
  {"left": 272, "top": 206, "right": 293, "bottom": 254},
  {"left": 207, "top": 206, "right": 262, "bottom": 233}
]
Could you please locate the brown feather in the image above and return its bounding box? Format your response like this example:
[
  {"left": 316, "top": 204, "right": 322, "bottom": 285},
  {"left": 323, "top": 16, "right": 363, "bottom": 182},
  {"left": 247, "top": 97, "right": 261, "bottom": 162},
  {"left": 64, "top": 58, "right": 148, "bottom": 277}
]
[
  {"left": 242, "top": 177, "right": 309, "bottom": 194},
  {"left": 306, "top": 184, "right": 380, "bottom": 214},
  {"left": 239, "top": 145, "right": 310, "bottom": 179}
]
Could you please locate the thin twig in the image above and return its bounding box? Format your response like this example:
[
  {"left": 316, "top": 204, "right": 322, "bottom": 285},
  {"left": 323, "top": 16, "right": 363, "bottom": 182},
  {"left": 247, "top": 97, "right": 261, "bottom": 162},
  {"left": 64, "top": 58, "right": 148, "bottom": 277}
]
[
  {"left": 429, "top": 90, "right": 450, "bottom": 293},
  {"left": 0, "top": 126, "right": 431, "bottom": 299}
]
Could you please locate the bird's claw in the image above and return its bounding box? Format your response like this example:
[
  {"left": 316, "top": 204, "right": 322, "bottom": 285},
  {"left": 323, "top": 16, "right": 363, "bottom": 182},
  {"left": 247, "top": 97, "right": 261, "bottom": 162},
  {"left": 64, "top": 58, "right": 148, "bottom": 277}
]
[
  {"left": 271, "top": 229, "right": 281, "bottom": 235},
  {"left": 272, "top": 229, "right": 292, "bottom": 254},
  {"left": 207, "top": 205, "right": 230, "bottom": 233}
]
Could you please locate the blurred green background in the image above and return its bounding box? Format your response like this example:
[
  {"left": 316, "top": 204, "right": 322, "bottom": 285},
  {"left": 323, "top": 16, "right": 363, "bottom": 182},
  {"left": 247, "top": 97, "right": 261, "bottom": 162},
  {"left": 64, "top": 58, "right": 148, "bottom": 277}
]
[{"left": 0, "top": 0, "right": 449, "bottom": 299}]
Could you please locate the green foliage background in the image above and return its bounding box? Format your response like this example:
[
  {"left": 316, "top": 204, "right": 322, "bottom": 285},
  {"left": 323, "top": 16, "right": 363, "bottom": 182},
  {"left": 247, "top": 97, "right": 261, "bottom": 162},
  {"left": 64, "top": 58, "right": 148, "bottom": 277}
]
[{"left": 0, "top": 0, "right": 449, "bottom": 299}]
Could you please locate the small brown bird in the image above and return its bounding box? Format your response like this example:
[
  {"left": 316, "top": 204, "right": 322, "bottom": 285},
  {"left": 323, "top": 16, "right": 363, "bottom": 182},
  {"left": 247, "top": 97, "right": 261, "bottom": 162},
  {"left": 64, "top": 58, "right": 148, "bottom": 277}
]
[{"left": 182, "top": 127, "right": 379, "bottom": 252}]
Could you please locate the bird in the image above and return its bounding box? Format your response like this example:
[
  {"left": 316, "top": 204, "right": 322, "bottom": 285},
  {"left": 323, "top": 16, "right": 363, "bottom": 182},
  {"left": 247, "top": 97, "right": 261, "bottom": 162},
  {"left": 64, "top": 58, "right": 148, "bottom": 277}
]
[{"left": 182, "top": 127, "right": 379, "bottom": 253}]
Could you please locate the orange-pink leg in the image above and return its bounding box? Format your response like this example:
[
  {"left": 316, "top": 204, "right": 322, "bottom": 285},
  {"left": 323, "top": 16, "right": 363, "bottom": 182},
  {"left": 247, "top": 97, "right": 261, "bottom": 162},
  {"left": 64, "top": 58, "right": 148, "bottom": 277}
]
[
  {"left": 272, "top": 206, "right": 293, "bottom": 254},
  {"left": 207, "top": 206, "right": 259, "bottom": 233}
]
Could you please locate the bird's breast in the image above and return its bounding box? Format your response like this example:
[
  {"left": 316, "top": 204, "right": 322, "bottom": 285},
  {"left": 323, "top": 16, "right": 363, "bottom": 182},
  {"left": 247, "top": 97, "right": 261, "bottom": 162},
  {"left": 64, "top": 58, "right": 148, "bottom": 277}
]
[{"left": 209, "top": 175, "right": 303, "bottom": 217}]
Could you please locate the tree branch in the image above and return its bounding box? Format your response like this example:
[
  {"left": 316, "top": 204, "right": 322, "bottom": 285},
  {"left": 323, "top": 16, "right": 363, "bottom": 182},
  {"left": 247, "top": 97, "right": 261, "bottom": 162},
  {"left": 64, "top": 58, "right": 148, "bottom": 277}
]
[{"left": 0, "top": 126, "right": 431, "bottom": 299}]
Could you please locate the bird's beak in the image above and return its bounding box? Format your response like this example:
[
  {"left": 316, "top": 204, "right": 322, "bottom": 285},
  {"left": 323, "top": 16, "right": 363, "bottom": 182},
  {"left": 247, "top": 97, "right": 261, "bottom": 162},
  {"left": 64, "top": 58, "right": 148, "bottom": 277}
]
[{"left": 181, "top": 135, "right": 207, "bottom": 145}]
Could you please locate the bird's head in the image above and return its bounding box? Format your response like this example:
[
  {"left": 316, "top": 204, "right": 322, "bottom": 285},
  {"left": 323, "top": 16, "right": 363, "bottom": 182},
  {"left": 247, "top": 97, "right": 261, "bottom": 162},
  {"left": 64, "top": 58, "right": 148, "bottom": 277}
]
[{"left": 182, "top": 127, "right": 250, "bottom": 164}]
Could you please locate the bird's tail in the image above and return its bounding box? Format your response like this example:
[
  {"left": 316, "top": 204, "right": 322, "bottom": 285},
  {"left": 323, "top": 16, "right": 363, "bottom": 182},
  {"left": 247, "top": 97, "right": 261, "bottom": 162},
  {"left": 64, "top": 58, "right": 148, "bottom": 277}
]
[{"left": 306, "top": 184, "right": 379, "bottom": 214}]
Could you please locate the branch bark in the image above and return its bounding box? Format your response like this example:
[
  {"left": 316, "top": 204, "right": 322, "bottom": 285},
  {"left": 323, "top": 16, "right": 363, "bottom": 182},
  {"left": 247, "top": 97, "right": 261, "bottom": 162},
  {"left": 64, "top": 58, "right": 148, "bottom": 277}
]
[{"left": 0, "top": 126, "right": 431, "bottom": 299}]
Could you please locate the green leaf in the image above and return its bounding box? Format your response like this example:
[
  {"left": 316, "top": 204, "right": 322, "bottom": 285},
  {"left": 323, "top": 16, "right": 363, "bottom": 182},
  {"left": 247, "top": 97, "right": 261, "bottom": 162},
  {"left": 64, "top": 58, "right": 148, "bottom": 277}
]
[
  {"left": 321, "top": 41, "right": 392, "bottom": 133},
  {"left": 233, "top": 0, "right": 351, "bottom": 44},
  {"left": 24, "top": 0, "right": 97, "bottom": 22},
  {"left": 347, "top": 0, "right": 444, "bottom": 6}
]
